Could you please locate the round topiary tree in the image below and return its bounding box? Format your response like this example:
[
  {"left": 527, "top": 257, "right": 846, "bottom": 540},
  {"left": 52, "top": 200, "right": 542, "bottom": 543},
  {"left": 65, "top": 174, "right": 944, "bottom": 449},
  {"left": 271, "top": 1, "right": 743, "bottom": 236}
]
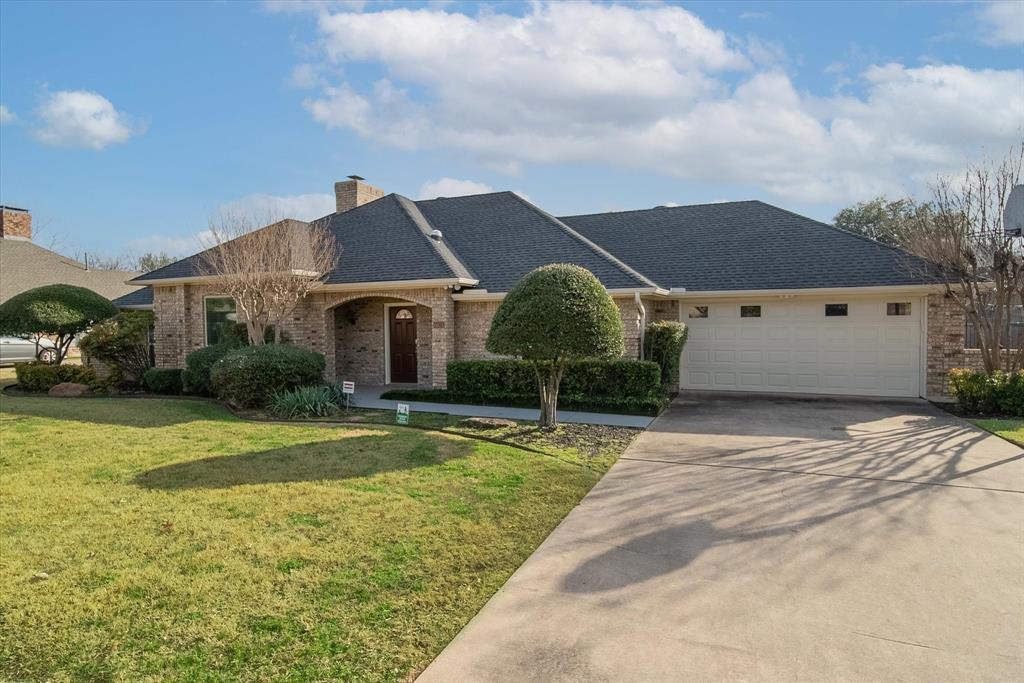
[
  {"left": 487, "top": 264, "right": 624, "bottom": 428},
  {"left": 0, "top": 284, "right": 117, "bottom": 364}
]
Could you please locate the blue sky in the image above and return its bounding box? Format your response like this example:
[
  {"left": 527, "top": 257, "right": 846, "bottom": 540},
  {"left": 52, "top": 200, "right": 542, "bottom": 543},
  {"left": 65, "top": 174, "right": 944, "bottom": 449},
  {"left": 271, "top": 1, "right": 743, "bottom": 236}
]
[{"left": 1, "top": 0, "right": 1022, "bottom": 259}]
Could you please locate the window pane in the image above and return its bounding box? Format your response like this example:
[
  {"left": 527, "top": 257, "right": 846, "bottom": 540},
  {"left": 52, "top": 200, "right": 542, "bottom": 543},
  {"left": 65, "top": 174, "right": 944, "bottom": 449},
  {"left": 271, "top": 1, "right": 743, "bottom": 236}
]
[
  {"left": 740, "top": 305, "right": 761, "bottom": 318},
  {"left": 205, "top": 297, "right": 237, "bottom": 345},
  {"left": 688, "top": 306, "right": 708, "bottom": 319},
  {"left": 825, "top": 304, "right": 848, "bottom": 317},
  {"left": 887, "top": 302, "right": 911, "bottom": 316},
  {"left": 395, "top": 308, "right": 413, "bottom": 320}
]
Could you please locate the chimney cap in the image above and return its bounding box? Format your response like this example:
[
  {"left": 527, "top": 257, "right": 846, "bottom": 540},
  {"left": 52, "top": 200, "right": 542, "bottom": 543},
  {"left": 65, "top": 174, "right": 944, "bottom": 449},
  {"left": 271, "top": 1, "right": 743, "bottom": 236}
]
[
  {"left": 0, "top": 205, "right": 29, "bottom": 212},
  {"left": 347, "top": 175, "right": 365, "bottom": 181}
]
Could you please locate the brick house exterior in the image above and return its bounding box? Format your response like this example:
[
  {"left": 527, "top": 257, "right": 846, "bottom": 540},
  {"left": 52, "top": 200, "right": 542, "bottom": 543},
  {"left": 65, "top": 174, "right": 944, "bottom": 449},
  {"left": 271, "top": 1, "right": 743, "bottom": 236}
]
[{"left": 135, "top": 176, "right": 981, "bottom": 400}]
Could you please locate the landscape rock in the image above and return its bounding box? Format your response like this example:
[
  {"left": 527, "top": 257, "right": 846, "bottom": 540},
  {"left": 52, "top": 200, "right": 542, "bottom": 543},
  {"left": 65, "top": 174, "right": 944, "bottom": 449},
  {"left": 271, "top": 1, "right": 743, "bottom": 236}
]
[
  {"left": 48, "top": 382, "right": 94, "bottom": 397},
  {"left": 458, "top": 417, "right": 517, "bottom": 430}
]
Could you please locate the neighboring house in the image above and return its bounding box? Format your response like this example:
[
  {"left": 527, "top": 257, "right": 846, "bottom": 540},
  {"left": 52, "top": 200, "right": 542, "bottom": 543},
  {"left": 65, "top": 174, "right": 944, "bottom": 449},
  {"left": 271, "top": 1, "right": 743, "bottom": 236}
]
[
  {"left": 0, "top": 206, "right": 143, "bottom": 303},
  {"left": 129, "top": 177, "right": 974, "bottom": 399}
]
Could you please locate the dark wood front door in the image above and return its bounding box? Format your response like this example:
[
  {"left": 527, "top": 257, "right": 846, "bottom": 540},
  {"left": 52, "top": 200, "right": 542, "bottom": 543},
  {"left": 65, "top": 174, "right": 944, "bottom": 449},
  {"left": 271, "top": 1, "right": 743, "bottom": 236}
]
[{"left": 389, "top": 306, "right": 418, "bottom": 383}]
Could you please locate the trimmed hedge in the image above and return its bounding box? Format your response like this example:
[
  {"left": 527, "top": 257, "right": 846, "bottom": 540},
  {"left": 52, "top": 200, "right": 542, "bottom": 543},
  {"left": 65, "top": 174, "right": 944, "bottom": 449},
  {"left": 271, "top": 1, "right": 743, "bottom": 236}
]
[
  {"left": 14, "top": 362, "right": 99, "bottom": 392},
  {"left": 643, "top": 321, "right": 688, "bottom": 394},
  {"left": 447, "top": 359, "right": 661, "bottom": 399},
  {"left": 143, "top": 368, "right": 184, "bottom": 395},
  {"left": 182, "top": 344, "right": 238, "bottom": 395},
  {"left": 385, "top": 358, "right": 667, "bottom": 416},
  {"left": 948, "top": 368, "right": 1024, "bottom": 416},
  {"left": 210, "top": 344, "right": 325, "bottom": 408}
]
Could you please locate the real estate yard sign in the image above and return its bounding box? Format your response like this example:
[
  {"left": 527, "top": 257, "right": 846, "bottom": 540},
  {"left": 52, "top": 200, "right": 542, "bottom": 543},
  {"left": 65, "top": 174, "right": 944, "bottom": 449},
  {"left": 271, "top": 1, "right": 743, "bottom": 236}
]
[
  {"left": 341, "top": 381, "right": 355, "bottom": 411},
  {"left": 396, "top": 403, "right": 410, "bottom": 425}
]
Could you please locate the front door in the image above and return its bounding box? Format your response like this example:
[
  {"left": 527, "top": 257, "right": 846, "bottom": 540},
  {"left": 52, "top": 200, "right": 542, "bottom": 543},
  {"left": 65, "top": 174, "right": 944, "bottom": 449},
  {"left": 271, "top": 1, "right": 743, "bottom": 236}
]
[{"left": 389, "top": 306, "right": 418, "bottom": 383}]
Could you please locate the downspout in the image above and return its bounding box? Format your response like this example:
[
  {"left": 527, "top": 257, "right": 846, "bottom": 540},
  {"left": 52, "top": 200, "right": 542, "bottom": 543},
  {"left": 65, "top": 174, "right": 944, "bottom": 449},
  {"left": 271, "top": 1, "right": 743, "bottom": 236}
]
[{"left": 635, "top": 291, "right": 647, "bottom": 361}]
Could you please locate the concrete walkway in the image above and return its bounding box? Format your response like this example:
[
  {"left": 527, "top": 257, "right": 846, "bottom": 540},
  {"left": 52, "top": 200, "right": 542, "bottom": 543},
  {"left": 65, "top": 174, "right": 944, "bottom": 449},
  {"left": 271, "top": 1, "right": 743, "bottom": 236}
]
[
  {"left": 418, "top": 395, "right": 1024, "bottom": 682},
  {"left": 351, "top": 385, "right": 653, "bottom": 428}
]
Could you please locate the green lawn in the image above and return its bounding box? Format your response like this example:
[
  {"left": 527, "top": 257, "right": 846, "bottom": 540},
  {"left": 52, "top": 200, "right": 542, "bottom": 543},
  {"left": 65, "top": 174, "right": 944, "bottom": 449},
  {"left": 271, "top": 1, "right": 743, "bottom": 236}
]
[
  {"left": 970, "top": 418, "right": 1024, "bottom": 447},
  {"left": 0, "top": 396, "right": 603, "bottom": 682}
]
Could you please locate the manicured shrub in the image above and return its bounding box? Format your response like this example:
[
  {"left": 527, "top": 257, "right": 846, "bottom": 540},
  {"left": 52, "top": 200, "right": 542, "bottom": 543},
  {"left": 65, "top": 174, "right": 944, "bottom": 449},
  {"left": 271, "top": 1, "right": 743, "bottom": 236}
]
[
  {"left": 15, "top": 362, "right": 99, "bottom": 392},
  {"left": 643, "top": 321, "right": 688, "bottom": 394},
  {"left": 182, "top": 343, "right": 238, "bottom": 395},
  {"left": 0, "top": 284, "right": 117, "bottom": 364},
  {"left": 269, "top": 385, "right": 338, "bottom": 418},
  {"left": 998, "top": 371, "right": 1024, "bottom": 416},
  {"left": 143, "top": 368, "right": 184, "bottom": 395},
  {"left": 487, "top": 264, "right": 624, "bottom": 427},
  {"left": 79, "top": 311, "right": 153, "bottom": 383},
  {"left": 947, "top": 368, "right": 1024, "bottom": 416},
  {"left": 210, "top": 344, "right": 325, "bottom": 408}
]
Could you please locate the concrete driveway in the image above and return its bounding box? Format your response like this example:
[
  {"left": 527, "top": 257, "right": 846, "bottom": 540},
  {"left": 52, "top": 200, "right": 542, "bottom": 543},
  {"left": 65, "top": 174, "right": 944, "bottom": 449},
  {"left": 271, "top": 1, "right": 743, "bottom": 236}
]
[{"left": 419, "top": 395, "right": 1024, "bottom": 682}]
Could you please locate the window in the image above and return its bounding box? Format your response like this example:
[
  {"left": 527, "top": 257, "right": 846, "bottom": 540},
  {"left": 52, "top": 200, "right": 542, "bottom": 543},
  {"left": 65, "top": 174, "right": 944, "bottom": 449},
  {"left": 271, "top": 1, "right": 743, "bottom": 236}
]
[
  {"left": 740, "top": 305, "right": 761, "bottom": 318},
  {"left": 825, "top": 303, "right": 848, "bottom": 317},
  {"left": 887, "top": 302, "right": 911, "bottom": 316},
  {"left": 394, "top": 308, "right": 413, "bottom": 320},
  {"left": 688, "top": 306, "right": 708, "bottom": 319},
  {"left": 205, "top": 297, "right": 237, "bottom": 345}
]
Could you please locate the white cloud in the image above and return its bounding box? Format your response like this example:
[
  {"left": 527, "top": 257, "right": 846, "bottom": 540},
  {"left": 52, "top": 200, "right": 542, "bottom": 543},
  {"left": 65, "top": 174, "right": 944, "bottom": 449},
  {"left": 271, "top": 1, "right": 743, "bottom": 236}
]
[
  {"left": 298, "top": 2, "right": 1024, "bottom": 204},
  {"left": 216, "top": 193, "right": 336, "bottom": 221},
  {"left": 418, "top": 177, "right": 494, "bottom": 199},
  {"left": 0, "top": 105, "right": 15, "bottom": 124},
  {"left": 977, "top": 1, "right": 1024, "bottom": 46},
  {"left": 32, "top": 90, "right": 142, "bottom": 149}
]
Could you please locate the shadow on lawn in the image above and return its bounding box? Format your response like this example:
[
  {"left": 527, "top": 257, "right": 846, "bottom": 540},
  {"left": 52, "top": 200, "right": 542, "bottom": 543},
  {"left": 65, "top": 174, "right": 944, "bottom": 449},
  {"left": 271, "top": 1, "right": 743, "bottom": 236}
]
[{"left": 134, "top": 432, "right": 474, "bottom": 489}]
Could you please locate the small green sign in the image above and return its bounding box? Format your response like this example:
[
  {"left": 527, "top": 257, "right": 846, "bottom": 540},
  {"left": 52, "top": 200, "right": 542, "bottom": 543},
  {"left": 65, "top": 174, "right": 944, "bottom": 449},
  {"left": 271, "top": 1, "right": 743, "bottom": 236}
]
[{"left": 396, "top": 403, "right": 410, "bottom": 425}]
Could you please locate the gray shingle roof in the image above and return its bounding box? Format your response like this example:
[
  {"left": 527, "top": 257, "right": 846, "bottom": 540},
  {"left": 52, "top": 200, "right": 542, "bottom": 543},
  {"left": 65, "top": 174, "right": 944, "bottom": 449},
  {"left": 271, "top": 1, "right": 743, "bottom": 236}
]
[
  {"left": 560, "top": 200, "right": 936, "bottom": 291},
  {"left": 129, "top": 194, "right": 937, "bottom": 294},
  {"left": 111, "top": 287, "right": 154, "bottom": 309},
  {"left": 317, "top": 194, "right": 470, "bottom": 285},
  {"left": 415, "top": 192, "right": 654, "bottom": 291},
  {"left": 0, "top": 238, "right": 143, "bottom": 302}
]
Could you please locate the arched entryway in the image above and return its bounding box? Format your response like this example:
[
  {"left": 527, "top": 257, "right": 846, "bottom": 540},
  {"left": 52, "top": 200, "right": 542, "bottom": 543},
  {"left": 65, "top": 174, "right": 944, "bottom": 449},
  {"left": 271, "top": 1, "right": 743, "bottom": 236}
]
[{"left": 327, "top": 296, "right": 434, "bottom": 387}]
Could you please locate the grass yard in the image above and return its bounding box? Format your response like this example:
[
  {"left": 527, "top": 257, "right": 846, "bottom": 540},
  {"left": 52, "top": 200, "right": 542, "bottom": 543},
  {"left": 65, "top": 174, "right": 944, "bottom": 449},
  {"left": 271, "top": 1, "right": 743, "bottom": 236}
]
[
  {"left": 970, "top": 418, "right": 1024, "bottom": 447},
  {"left": 0, "top": 396, "right": 605, "bottom": 682}
]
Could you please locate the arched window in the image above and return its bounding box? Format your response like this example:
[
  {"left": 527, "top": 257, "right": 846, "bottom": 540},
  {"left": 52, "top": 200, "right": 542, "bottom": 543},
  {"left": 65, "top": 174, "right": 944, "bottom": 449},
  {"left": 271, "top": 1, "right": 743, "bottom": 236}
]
[{"left": 394, "top": 308, "right": 413, "bottom": 320}]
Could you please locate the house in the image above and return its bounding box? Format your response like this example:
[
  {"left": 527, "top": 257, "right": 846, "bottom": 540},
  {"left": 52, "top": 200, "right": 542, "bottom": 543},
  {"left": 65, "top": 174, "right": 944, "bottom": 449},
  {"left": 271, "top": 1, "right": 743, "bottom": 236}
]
[
  {"left": 129, "top": 176, "right": 975, "bottom": 399},
  {"left": 0, "top": 206, "right": 144, "bottom": 304}
]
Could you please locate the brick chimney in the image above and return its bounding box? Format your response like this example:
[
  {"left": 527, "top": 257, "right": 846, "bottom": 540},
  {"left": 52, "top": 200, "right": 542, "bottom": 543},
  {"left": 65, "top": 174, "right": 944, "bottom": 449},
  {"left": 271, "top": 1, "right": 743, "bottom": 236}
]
[
  {"left": 0, "top": 206, "right": 31, "bottom": 240},
  {"left": 334, "top": 175, "right": 385, "bottom": 213}
]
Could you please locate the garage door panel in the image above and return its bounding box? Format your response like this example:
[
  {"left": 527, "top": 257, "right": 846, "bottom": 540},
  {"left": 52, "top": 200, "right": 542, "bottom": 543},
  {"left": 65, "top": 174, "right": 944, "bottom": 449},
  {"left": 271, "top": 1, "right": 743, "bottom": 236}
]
[{"left": 681, "top": 296, "right": 922, "bottom": 398}]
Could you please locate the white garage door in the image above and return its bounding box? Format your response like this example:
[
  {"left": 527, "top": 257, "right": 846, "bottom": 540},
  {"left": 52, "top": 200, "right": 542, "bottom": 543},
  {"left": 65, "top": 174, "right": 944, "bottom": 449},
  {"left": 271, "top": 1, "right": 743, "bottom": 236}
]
[{"left": 681, "top": 297, "right": 923, "bottom": 398}]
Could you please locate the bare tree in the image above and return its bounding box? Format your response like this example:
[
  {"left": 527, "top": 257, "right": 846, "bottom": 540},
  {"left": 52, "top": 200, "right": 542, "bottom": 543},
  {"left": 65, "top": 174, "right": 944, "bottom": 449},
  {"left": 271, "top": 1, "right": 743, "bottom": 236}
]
[
  {"left": 198, "top": 212, "right": 337, "bottom": 345},
  {"left": 906, "top": 144, "right": 1024, "bottom": 373}
]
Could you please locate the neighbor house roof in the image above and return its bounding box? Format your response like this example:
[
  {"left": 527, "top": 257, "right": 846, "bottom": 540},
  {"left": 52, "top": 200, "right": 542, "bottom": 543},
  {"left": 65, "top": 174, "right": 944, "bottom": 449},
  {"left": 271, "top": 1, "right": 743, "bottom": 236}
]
[
  {"left": 560, "top": 200, "right": 936, "bottom": 291},
  {"left": 0, "top": 237, "right": 142, "bottom": 303},
  {"left": 130, "top": 194, "right": 937, "bottom": 294}
]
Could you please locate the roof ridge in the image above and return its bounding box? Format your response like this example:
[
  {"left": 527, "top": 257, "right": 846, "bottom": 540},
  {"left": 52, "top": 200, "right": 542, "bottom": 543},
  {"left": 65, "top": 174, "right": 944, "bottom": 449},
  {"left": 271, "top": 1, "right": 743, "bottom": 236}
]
[
  {"left": 560, "top": 199, "right": 761, "bottom": 220},
  {"left": 415, "top": 190, "right": 512, "bottom": 204},
  {"left": 506, "top": 192, "right": 664, "bottom": 290},
  {"left": 393, "top": 194, "right": 477, "bottom": 281}
]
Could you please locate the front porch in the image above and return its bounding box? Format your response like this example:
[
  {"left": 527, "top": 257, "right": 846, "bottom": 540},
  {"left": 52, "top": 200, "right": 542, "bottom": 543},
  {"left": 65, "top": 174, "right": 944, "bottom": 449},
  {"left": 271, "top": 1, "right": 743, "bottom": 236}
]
[{"left": 321, "top": 288, "right": 455, "bottom": 389}]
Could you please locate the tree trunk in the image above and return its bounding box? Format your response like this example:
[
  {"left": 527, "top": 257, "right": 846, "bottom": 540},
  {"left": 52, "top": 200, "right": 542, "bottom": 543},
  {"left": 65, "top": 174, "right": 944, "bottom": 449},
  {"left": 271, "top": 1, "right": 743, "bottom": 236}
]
[{"left": 534, "top": 361, "right": 564, "bottom": 430}]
